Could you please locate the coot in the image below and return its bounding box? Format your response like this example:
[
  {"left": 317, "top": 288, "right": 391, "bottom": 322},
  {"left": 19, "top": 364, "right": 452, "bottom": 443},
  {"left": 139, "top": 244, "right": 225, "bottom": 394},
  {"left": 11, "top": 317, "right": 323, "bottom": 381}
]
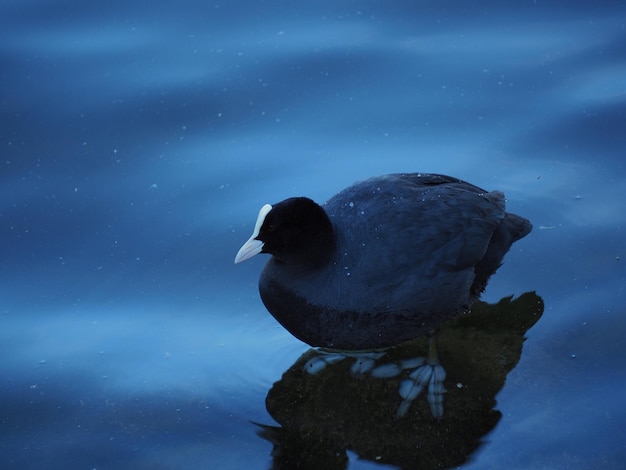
[{"left": 235, "top": 173, "right": 531, "bottom": 350}]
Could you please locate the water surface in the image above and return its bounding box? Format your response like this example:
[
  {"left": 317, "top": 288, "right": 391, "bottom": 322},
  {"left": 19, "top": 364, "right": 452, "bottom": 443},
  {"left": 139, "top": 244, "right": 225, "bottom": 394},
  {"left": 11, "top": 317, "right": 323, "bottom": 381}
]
[{"left": 1, "top": 1, "right": 625, "bottom": 469}]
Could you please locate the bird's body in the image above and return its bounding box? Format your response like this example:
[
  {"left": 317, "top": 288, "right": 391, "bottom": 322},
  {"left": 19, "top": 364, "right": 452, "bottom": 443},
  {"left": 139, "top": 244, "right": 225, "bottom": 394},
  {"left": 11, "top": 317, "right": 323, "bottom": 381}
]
[{"left": 236, "top": 173, "right": 531, "bottom": 350}]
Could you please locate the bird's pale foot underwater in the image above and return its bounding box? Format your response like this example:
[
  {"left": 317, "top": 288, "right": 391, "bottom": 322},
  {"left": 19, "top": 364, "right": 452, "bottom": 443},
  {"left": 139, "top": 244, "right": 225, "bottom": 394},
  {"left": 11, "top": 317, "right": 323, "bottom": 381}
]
[{"left": 303, "top": 336, "right": 446, "bottom": 419}]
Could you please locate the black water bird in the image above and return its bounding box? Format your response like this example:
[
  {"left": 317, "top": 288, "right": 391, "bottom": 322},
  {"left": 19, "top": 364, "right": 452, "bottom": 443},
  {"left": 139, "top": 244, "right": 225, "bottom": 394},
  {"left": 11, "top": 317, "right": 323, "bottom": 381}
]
[{"left": 235, "top": 173, "right": 531, "bottom": 350}]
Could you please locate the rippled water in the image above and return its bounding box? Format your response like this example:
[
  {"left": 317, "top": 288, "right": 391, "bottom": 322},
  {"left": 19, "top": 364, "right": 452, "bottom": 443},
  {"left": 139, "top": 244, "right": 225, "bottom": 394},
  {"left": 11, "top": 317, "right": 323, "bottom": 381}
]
[{"left": 1, "top": 1, "right": 625, "bottom": 469}]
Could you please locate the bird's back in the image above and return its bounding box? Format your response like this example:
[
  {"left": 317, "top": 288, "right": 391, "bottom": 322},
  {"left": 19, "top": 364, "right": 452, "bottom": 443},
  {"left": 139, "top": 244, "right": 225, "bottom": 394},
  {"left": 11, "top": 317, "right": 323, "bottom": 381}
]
[{"left": 318, "top": 174, "right": 512, "bottom": 312}]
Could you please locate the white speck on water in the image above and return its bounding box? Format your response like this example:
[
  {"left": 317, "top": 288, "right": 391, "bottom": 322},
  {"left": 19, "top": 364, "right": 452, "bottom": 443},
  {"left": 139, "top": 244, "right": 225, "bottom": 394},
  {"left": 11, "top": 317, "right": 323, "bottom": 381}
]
[
  {"left": 349, "top": 201, "right": 354, "bottom": 207},
  {"left": 360, "top": 210, "right": 364, "bottom": 215}
]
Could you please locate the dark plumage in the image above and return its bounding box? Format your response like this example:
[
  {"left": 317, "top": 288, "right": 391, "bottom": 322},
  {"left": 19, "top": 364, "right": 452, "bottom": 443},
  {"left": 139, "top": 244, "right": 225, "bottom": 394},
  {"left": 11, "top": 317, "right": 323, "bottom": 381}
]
[{"left": 235, "top": 173, "right": 531, "bottom": 350}]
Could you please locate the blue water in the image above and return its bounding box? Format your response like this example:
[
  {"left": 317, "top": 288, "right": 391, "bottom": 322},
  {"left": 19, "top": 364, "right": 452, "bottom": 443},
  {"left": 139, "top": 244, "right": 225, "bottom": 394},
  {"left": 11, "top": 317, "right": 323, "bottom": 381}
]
[{"left": 2, "top": 1, "right": 625, "bottom": 468}]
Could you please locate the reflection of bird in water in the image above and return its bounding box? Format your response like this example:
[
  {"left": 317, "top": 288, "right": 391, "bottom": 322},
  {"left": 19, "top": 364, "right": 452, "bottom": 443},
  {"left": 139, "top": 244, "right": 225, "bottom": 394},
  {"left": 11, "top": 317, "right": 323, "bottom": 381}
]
[
  {"left": 258, "top": 293, "right": 544, "bottom": 470},
  {"left": 235, "top": 173, "right": 532, "bottom": 350}
]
